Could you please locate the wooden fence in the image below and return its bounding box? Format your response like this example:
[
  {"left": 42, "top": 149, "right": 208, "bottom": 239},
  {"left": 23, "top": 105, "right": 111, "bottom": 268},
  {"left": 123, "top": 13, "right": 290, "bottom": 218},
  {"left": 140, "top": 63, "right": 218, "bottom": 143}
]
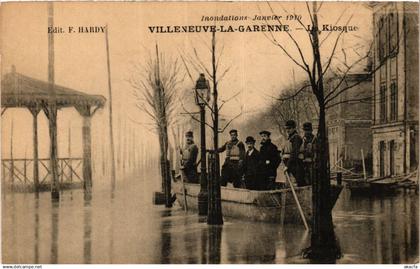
[{"left": 2, "top": 158, "right": 83, "bottom": 189}]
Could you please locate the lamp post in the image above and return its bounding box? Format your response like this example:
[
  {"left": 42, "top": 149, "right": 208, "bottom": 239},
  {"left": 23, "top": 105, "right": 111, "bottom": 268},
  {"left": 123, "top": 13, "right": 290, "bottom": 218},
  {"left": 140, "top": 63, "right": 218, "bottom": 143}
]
[{"left": 195, "top": 73, "right": 210, "bottom": 216}]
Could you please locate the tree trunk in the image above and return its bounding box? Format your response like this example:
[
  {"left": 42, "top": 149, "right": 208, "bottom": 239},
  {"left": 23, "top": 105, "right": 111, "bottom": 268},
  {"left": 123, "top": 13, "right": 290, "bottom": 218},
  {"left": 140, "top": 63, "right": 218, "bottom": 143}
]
[
  {"left": 154, "top": 44, "right": 172, "bottom": 208},
  {"left": 211, "top": 31, "right": 220, "bottom": 177},
  {"left": 158, "top": 125, "right": 172, "bottom": 208},
  {"left": 162, "top": 125, "right": 172, "bottom": 208},
  {"left": 311, "top": 103, "right": 337, "bottom": 261},
  {"left": 308, "top": 2, "right": 339, "bottom": 260}
]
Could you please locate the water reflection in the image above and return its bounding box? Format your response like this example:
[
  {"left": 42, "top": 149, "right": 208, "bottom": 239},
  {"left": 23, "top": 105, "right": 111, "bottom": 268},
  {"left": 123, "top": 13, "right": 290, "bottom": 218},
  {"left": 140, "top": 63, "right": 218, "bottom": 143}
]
[
  {"left": 333, "top": 190, "right": 419, "bottom": 264},
  {"left": 33, "top": 195, "right": 39, "bottom": 264},
  {"left": 160, "top": 210, "right": 172, "bottom": 264},
  {"left": 200, "top": 224, "right": 208, "bottom": 264},
  {"left": 83, "top": 199, "right": 92, "bottom": 264},
  {"left": 1, "top": 179, "right": 418, "bottom": 264},
  {"left": 225, "top": 222, "right": 277, "bottom": 264},
  {"left": 207, "top": 226, "right": 222, "bottom": 264},
  {"left": 50, "top": 200, "right": 59, "bottom": 263},
  {"left": 183, "top": 216, "right": 198, "bottom": 264},
  {"left": 108, "top": 196, "right": 115, "bottom": 264}
]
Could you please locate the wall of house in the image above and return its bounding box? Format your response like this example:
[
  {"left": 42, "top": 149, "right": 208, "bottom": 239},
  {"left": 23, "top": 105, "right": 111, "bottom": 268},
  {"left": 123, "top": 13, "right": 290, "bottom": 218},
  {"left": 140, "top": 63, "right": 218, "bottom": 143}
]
[
  {"left": 372, "top": 125, "right": 405, "bottom": 177},
  {"left": 371, "top": 2, "right": 419, "bottom": 177},
  {"left": 404, "top": 2, "right": 419, "bottom": 173},
  {"left": 341, "top": 78, "right": 372, "bottom": 121},
  {"left": 328, "top": 120, "right": 345, "bottom": 167},
  {"left": 327, "top": 75, "right": 372, "bottom": 169},
  {"left": 372, "top": 2, "right": 405, "bottom": 124},
  {"left": 346, "top": 123, "right": 372, "bottom": 160},
  {"left": 405, "top": 2, "right": 419, "bottom": 122}
]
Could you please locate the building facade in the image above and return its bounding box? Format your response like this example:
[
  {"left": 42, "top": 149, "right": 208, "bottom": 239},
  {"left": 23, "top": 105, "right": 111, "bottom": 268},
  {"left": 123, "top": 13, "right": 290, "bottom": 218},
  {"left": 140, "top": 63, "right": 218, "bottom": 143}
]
[
  {"left": 327, "top": 74, "right": 373, "bottom": 172},
  {"left": 371, "top": 2, "right": 419, "bottom": 177}
]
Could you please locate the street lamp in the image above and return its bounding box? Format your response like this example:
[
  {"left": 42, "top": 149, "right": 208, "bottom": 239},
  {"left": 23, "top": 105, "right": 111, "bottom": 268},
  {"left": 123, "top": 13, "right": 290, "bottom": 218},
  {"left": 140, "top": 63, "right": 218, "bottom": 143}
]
[
  {"left": 195, "top": 73, "right": 210, "bottom": 216},
  {"left": 195, "top": 73, "right": 210, "bottom": 105}
]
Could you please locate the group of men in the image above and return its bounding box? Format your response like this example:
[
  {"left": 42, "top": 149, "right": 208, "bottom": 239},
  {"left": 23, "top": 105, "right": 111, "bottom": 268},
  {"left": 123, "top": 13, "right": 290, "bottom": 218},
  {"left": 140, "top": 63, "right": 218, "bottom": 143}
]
[{"left": 180, "top": 119, "right": 317, "bottom": 190}]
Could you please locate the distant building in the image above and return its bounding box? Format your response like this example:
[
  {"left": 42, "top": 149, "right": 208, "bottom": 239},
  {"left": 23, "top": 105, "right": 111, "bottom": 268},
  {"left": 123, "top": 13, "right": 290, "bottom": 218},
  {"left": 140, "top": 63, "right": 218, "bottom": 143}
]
[
  {"left": 326, "top": 73, "right": 373, "bottom": 172},
  {"left": 371, "top": 2, "right": 419, "bottom": 177}
]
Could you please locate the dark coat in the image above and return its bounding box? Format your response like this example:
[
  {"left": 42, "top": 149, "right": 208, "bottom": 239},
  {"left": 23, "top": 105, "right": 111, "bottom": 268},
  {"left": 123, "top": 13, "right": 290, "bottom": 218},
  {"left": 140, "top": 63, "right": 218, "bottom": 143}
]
[
  {"left": 243, "top": 149, "right": 261, "bottom": 181},
  {"left": 284, "top": 131, "right": 306, "bottom": 187},
  {"left": 181, "top": 142, "right": 198, "bottom": 183},
  {"left": 259, "top": 139, "right": 281, "bottom": 178},
  {"left": 284, "top": 131, "right": 303, "bottom": 169},
  {"left": 302, "top": 133, "right": 317, "bottom": 162},
  {"left": 181, "top": 143, "right": 198, "bottom": 168}
]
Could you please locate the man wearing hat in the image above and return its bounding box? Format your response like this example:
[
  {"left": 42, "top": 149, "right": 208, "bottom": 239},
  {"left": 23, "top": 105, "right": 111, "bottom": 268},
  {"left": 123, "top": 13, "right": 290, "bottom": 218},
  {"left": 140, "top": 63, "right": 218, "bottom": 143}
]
[
  {"left": 259, "top": 130, "right": 281, "bottom": 190},
  {"left": 218, "top": 129, "right": 245, "bottom": 187},
  {"left": 242, "top": 136, "right": 261, "bottom": 190},
  {"left": 180, "top": 131, "right": 198, "bottom": 183},
  {"left": 283, "top": 120, "right": 305, "bottom": 187},
  {"left": 299, "top": 122, "right": 317, "bottom": 185}
]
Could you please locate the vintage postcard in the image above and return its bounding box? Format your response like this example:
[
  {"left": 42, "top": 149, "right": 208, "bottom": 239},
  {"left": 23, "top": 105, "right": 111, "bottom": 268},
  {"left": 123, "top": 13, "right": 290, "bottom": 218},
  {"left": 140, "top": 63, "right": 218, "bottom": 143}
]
[{"left": 0, "top": 1, "right": 418, "bottom": 266}]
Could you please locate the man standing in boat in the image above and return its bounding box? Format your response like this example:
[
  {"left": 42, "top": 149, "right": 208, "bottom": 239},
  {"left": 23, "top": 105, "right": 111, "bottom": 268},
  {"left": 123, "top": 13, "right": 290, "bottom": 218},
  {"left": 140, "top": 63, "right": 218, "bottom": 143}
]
[
  {"left": 218, "top": 129, "right": 246, "bottom": 187},
  {"left": 259, "top": 130, "right": 281, "bottom": 190},
  {"left": 180, "top": 131, "right": 198, "bottom": 183},
  {"left": 243, "top": 136, "right": 261, "bottom": 190},
  {"left": 282, "top": 120, "right": 306, "bottom": 187},
  {"left": 299, "top": 122, "right": 317, "bottom": 185}
]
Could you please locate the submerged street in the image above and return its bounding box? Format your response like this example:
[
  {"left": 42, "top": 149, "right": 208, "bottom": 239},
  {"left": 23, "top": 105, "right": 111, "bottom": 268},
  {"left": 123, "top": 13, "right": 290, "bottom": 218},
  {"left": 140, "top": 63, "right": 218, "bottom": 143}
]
[{"left": 2, "top": 169, "right": 418, "bottom": 264}]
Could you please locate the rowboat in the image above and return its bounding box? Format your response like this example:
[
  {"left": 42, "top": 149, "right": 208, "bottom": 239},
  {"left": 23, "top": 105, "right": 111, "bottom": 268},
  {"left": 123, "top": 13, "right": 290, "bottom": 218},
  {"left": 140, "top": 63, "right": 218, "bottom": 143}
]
[
  {"left": 172, "top": 180, "right": 343, "bottom": 224},
  {"left": 346, "top": 171, "right": 418, "bottom": 195}
]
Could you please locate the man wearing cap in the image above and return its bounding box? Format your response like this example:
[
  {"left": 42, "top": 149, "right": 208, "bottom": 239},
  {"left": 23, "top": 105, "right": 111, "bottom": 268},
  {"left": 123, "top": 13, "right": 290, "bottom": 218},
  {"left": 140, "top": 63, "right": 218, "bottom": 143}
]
[
  {"left": 283, "top": 120, "right": 305, "bottom": 187},
  {"left": 299, "top": 122, "right": 317, "bottom": 185},
  {"left": 218, "top": 129, "right": 245, "bottom": 188},
  {"left": 180, "top": 131, "right": 198, "bottom": 183},
  {"left": 259, "top": 130, "right": 281, "bottom": 190},
  {"left": 243, "top": 136, "right": 261, "bottom": 190}
]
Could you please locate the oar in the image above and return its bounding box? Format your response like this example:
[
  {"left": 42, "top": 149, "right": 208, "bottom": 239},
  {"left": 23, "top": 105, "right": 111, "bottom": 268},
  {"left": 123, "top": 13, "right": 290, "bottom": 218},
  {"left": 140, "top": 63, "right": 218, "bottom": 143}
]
[
  {"left": 284, "top": 171, "right": 309, "bottom": 231},
  {"left": 178, "top": 146, "right": 188, "bottom": 212},
  {"left": 180, "top": 170, "right": 188, "bottom": 212},
  {"left": 172, "top": 126, "right": 188, "bottom": 212}
]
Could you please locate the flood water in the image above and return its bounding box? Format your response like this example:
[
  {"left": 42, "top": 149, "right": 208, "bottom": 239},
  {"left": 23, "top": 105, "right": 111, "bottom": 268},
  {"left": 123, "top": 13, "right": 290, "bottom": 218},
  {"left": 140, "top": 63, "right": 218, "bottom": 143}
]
[{"left": 2, "top": 171, "right": 419, "bottom": 264}]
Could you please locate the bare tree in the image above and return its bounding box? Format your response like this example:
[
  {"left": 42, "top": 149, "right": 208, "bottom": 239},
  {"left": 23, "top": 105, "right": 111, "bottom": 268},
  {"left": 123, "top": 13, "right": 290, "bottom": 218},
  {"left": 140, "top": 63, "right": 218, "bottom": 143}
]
[
  {"left": 269, "top": 82, "right": 318, "bottom": 139},
  {"left": 129, "top": 44, "right": 183, "bottom": 208},
  {"left": 180, "top": 31, "right": 243, "bottom": 175},
  {"left": 259, "top": 1, "right": 394, "bottom": 260}
]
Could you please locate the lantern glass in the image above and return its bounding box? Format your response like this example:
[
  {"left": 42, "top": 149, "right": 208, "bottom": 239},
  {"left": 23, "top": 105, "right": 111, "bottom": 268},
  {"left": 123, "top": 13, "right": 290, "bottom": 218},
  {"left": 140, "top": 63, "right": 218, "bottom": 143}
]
[
  {"left": 195, "top": 73, "right": 210, "bottom": 106},
  {"left": 195, "top": 88, "right": 209, "bottom": 105}
]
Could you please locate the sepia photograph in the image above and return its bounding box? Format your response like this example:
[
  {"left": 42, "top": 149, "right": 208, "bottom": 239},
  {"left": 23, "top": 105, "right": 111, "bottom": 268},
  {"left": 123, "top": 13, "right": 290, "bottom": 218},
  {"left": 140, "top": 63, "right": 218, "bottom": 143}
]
[{"left": 0, "top": 1, "right": 418, "bottom": 265}]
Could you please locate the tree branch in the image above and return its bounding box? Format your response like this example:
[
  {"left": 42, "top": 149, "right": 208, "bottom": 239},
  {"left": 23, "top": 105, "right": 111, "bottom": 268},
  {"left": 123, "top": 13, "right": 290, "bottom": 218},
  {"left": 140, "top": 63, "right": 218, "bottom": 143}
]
[
  {"left": 277, "top": 84, "right": 311, "bottom": 101},
  {"left": 219, "top": 110, "right": 243, "bottom": 133},
  {"left": 219, "top": 90, "right": 241, "bottom": 111},
  {"left": 180, "top": 101, "right": 214, "bottom": 130}
]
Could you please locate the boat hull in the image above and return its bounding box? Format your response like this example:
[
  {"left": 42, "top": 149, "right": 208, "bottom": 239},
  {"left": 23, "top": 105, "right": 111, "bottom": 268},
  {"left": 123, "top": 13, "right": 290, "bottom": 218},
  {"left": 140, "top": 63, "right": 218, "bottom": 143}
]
[{"left": 173, "top": 182, "right": 342, "bottom": 223}]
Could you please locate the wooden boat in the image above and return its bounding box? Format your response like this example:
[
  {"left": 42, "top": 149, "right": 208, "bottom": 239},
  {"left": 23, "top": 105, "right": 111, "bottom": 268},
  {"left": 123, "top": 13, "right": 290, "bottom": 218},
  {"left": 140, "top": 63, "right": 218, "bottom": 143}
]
[
  {"left": 346, "top": 171, "right": 418, "bottom": 195},
  {"left": 172, "top": 181, "right": 343, "bottom": 224}
]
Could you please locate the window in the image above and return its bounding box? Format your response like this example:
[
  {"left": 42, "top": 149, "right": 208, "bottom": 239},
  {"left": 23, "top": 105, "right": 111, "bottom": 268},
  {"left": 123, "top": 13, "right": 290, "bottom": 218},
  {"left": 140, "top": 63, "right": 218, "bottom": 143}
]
[
  {"left": 390, "top": 81, "right": 398, "bottom": 121},
  {"left": 380, "top": 84, "right": 387, "bottom": 123},
  {"left": 388, "top": 13, "right": 399, "bottom": 55},
  {"left": 378, "top": 17, "right": 387, "bottom": 61},
  {"left": 378, "top": 12, "right": 398, "bottom": 61}
]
